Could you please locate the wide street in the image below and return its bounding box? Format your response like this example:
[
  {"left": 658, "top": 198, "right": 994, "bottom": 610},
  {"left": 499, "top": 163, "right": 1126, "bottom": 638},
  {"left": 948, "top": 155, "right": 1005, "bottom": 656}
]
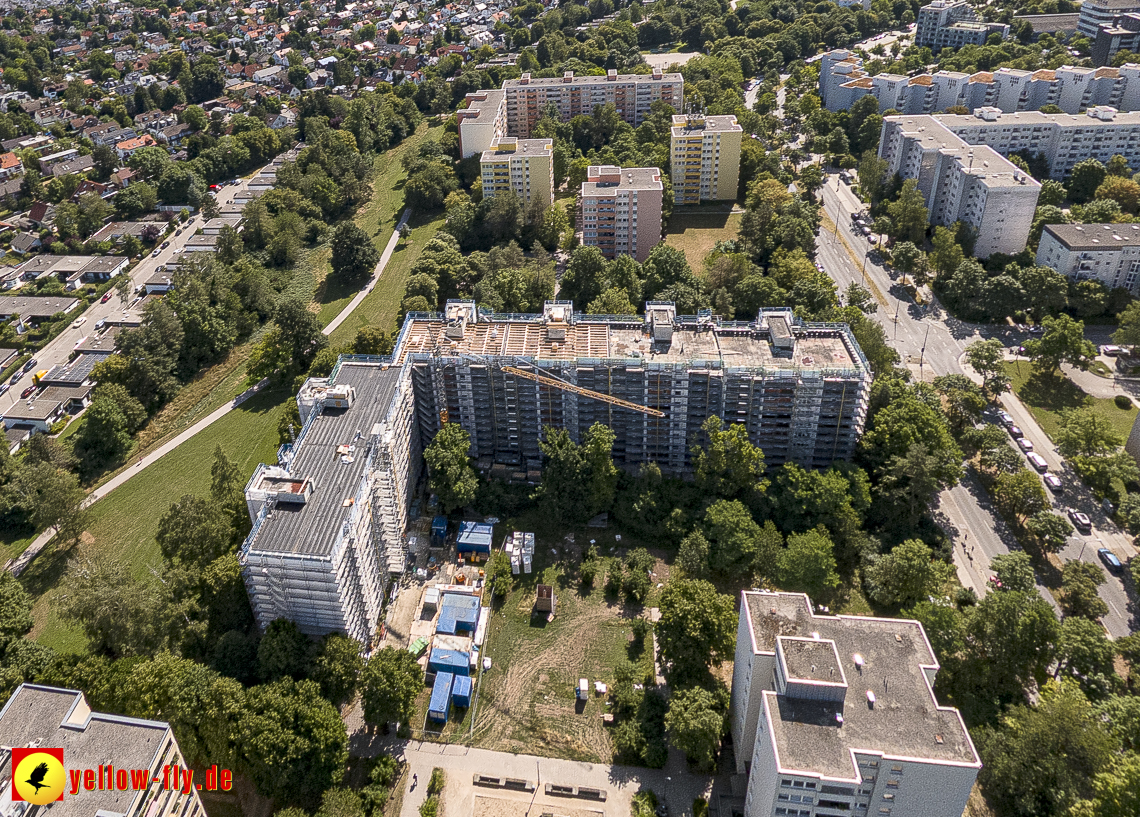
[
  {"left": 817, "top": 175, "right": 1137, "bottom": 637},
  {"left": 1, "top": 164, "right": 277, "bottom": 413}
]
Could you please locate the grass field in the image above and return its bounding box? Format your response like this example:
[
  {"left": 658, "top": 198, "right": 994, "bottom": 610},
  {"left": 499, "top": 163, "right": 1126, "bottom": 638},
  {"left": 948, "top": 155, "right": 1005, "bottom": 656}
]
[
  {"left": 1003, "top": 362, "right": 1138, "bottom": 441},
  {"left": 465, "top": 508, "right": 661, "bottom": 763},
  {"left": 22, "top": 386, "right": 292, "bottom": 652},
  {"left": 664, "top": 208, "right": 741, "bottom": 274}
]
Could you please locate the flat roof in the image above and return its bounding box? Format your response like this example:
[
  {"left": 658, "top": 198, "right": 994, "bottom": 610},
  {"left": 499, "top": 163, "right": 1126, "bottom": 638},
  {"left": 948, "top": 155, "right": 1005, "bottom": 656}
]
[
  {"left": 480, "top": 138, "right": 552, "bottom": 161},
  {"left": 504, "top": 71, "right": 681, "bottom": 88},
  {"left": 744, "top": 592, "right": 979, "bottom": 781},
  {"left": 246, "top": 364, "right": 402, "bottom": 558},
  {"left": 1044, "top": 222, "right": 1140, "bottom": 249},
  {"left": 670, "top": 114, "right": 742, "bottom": 136},
  {"left": 460, "top": 88, "right": 504, "bottom": 122},
  {"left": 581, "top": 166, "right": 662, "bottom": 194},
  {"left": 938, "top": 108, "right": 1140, "bottom": 128}
]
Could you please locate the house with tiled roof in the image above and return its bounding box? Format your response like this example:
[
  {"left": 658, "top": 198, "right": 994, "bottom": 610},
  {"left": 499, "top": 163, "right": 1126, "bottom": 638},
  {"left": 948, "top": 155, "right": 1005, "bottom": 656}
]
[
  {"left": 0, "top": 152, "right": 21, "bottom": 181},
  {"left": 115, "top": 134, "right": 158, "bottom": 160}
]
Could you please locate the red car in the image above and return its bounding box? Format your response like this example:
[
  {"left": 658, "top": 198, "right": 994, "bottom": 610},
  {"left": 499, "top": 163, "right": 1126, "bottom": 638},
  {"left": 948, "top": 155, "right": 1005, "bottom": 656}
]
[
  {"left": 20, "top": 386, "right": 36, "bottom": 399},
  {"left": 101, "top": 291, "right": 112, "bottom": 303}
]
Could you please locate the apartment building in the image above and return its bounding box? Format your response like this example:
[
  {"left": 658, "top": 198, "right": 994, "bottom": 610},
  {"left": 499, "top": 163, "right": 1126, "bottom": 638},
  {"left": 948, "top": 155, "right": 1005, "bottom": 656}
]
[
  {"left": 1091, "top": 13, "right": 1140, "bottom": 65},
  {"left": 479, "top": 137, "right": 555, "bottom": 208},
  {"left": 821, "top": 50, "right": 1140, "bottom": 114},
  {"left": 240, "top": 363, "right": 420, "bottom": 644},
  {"left": 457, "top": 88, "right": 506, "bottom": 159},
  {"left": 915, "top": 0, "right": 1009, "bottom": 51},
  {"left": 878, "top": 114, "right": 1041, "bottom": 256},
  {"left": 730, "top": 591, "right": 981, "bottom": 817},
  {"left": 670, "top": 113, "right": 743, "bottom": 205},
  {"left": 502, "top": 69, "right": 682, "bottom": 138},
  {"left": 1037, "top": 222, "right": 1140, "bottom": 293},
  {"left": 402, "top": 301, "right": 871, "bottom": 473},
  {"left": 578, "top": 165, "right": 664, "bottom": 263},
  {"left": 0, "top": 684, "right": 206, "bottom": 817},
  {"left": 1078, "top": 0, "right": 1140, "bottom": 37},
  {"left": 938, "top": 105, "right": 1140, "bottom": 178}
]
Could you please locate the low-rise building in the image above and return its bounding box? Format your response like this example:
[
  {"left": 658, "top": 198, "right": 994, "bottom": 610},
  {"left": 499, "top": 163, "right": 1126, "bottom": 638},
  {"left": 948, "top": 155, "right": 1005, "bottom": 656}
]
[
  {"left": 578, "top": 165, "right": 664, "bottom": 263},
  {"left": 731, "top": 591, "right": 980, "bottom": 817},
  {"left": 1037, "top": 222, "right": 1140, "bottom": 293},
  {"left": 479, "top": 137, "right": 554, "bottom": 209}
]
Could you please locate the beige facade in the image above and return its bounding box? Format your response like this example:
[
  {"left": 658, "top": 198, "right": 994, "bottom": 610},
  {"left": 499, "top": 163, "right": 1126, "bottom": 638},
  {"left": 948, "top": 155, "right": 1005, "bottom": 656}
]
[
  {"left": 457, "top": 89, "right": 506, "bottom": 159},
  {"left": 502, "top": 69, "right": 682, "bottom": 138},
  {"left": 578, "top": 165, "right": 663, "bottom": 263},
  {"left": 479, "top": 137, "right": 555, "bottom": 209},
  {"left": 670, "top": 113, "right": 743, "bottom": 204}
]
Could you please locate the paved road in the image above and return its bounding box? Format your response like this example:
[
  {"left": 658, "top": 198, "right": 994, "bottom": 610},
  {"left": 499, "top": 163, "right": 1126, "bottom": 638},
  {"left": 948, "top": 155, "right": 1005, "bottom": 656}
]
[{"left": 818, "top": 173, "right": 1136, "bottom": 636}]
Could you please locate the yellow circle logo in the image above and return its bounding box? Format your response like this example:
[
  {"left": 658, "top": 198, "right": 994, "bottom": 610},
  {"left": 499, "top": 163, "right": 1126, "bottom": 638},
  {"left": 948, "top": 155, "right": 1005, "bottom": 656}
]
[{"left": 13, "top": 751, "right": 65, "bottom": 804}]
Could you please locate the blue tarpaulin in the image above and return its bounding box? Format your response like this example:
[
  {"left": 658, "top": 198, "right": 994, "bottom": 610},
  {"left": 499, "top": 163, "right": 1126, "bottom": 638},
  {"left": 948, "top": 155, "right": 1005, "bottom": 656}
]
[
  {"left": 429, "top": 672, "right": 453, "bottom": 721},
  {"left": 452, "top": 674, "right": 472, "bottom": 707},
  {"left": 440, "top": 593, "right": 479, "bottom": 631},
  {"left": 429, "top": 647, "right": 470, "bottom": 676}
]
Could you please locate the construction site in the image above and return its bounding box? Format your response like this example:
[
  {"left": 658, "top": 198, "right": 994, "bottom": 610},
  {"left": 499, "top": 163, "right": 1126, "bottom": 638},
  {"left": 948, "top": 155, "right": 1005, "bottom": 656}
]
[{"left": 239, "top": 301, "right": 873, "bottom": 645}]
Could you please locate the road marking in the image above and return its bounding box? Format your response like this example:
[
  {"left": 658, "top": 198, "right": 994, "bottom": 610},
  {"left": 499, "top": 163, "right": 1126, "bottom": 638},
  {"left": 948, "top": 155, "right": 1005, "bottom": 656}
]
[{"left": 819, "top": 212, "right": 889, "bottom": 307}]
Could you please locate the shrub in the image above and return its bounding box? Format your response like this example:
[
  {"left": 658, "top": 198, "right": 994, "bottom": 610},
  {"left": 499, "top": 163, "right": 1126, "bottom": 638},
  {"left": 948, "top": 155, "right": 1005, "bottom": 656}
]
[
  {"left": 418, "top": 798, "right": 438, "bottom": 817},
  {"left": 427, "top": 768, "right": 445, "bottom": 796},
  {"left": 631, "top": 617, "right": 651, "bottom": 644},
  {"left": 632, "top": 790, "right": 659, "bottom": 817},
  {"left": 604, "top": 562, "right": 623, "bottom": 595},
  {"left": 581, "top": 558, "right": 599, "bottom": 588},
  {"left": 1116, "top": 394, "right": 1134, "bottom": 409}
]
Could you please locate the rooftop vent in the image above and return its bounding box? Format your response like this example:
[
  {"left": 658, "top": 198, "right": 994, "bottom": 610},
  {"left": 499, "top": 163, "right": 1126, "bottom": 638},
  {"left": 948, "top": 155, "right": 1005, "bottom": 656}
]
[
  {"left": 853, "top": 654, "right": 864, "bottom": 669},
  {"left": 836, "top": 713, "right": 844, "bottom": 725},
  {"left": 866, "top": 690, "right": 876, "bottom": 708},
  {"left": 935, "top": 734, "right": 944, "bottom": 745}
]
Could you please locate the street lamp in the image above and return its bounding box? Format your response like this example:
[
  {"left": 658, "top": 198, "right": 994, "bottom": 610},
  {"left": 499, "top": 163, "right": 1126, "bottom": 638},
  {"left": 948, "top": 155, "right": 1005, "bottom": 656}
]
[{"left": 919, "top": 322, "right": 931, "bottom": 377}]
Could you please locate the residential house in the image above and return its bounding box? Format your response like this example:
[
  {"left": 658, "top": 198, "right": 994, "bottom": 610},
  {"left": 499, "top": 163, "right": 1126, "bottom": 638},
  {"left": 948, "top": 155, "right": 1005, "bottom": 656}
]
[
  {"left": 115, "top": 134, "right": 159, "bottom": 160},
  {"left": 0, "top": 152, "right": 21, "bottom": 181}
]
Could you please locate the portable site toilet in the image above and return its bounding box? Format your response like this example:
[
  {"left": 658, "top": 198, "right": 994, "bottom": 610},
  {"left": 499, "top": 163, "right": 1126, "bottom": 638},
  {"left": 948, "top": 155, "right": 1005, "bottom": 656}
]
[
  {"left": 577, "top": 678, "right": 589, "bottom": 701},
  {"left": 429, "top": 672, "right": 454, "bottom": 722}
]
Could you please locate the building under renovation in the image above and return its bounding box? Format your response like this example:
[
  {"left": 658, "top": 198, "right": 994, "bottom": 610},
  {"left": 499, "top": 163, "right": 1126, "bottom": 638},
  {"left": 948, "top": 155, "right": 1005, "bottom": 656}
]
[{"left": 239, "top": 302, "right": 872, "bottom": 642}]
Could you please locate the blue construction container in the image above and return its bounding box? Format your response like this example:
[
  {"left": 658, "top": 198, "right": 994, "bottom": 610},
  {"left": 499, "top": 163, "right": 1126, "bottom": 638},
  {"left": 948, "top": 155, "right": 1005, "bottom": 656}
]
[
  {"left": 428, "top": 672, "right": 453, "bottom": 722},
  {"left": 456, "top": 521, "right": 493, "bottom": 554},
  {"left": 428, "top": 647, "right": 470, "bottom": 676},
  {"left": 439, "top": 593, "right": 479, "bottom": 632},
  {"left": 452, "top": 674, "right": 472, "bottom": 707},
  {"left": 431, "top": 516, "right": 448, "bottom": 547},
  {"left": 436, "top": 611, "right": 458, "bottom": 635}
]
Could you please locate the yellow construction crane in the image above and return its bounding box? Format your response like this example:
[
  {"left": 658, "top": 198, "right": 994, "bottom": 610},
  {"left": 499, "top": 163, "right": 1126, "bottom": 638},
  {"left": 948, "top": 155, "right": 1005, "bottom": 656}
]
[{"left": 501, "top": 365, "right": 665, "bottom": 418}]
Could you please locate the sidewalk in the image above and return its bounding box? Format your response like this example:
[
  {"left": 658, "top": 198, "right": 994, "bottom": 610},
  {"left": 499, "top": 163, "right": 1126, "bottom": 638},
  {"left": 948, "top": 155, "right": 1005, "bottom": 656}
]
[{"left": 323, "top": 208, "right": 412, "bottom": 337}]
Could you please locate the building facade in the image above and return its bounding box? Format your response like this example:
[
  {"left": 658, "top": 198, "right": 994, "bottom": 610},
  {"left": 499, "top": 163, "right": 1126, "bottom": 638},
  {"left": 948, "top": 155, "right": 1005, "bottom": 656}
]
[
  {"left": 730, "top": 591, "right": 981, "bottom": 817},
  {"left": 457, "top": 89, "right": 507, "bottom": 159},
  {"left": 916, "top": 0, "right": 1009, "bottom": 50},
  {"left": 0, "top": 684, "right": 206, "bottom": 817},
  {"left": 1036, "top": 222, "right": 1140, "bottom": 293},
  {"left": 670, "top": 113, "right": 743, "bottom": 205},
  {"left": 578, "top": 165, "right": 664, "bottom": 263},
  {"left": 1078, "top": 0, "right": 1140, "bottom": 37},
  {"left": 479, "top": 137, "right": 555, "bottom": 208},
  {"left": 501, "top": 69, "right": 682, "bottom": 138},
  {"left": 878, "top": 114, "right": 1041, "bottom": 257}
]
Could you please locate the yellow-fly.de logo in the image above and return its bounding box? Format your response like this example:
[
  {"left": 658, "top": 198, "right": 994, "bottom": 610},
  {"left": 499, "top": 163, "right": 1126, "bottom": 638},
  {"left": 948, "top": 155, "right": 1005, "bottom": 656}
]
[{"left": 11, "top": 747, "right": 65, "bottom": 804}]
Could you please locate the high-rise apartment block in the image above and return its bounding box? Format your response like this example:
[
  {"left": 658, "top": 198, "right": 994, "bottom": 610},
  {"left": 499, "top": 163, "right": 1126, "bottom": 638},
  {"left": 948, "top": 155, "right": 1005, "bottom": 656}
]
[
  {"left": 501, "top": 69, "right": 683, "bottom": 137},
  {"left": 457, "top": 89, "right": 506, "bottom": 159},
  {"left": 479, "top": 137, "right": 555, "bottom": 208},
  {"left": 1079, "top": 0, "right": 1140, "bottom": 37},
  {"left": 241, "top": 305, "right": 872, "bottom": 639},
  {"left": 670, "top": 113, "right": 743, "bottom": 205},
  {"left": 878, "top": 114, "right": 1041, "bottom": 257},
  {"left": 730, "top": 591, "right": 981, "bottom": 817},
  {"left": 915, "top": 0, "right": 1009, "bottom": 51},
  {"left": 0, "top": 684, "right": 206, "bottom": 817},
  {"left": 578, "top": 165, "right": 663, "bottom": 263},
  {"left": 821, "top": 50, "right": 1140, "bottom": 115},
  {"left": 240, "top": 364, "right": 420, "bottom": 645},
  {"left": 1037, "top": 222, "right": 1140, "bottom": 294}
]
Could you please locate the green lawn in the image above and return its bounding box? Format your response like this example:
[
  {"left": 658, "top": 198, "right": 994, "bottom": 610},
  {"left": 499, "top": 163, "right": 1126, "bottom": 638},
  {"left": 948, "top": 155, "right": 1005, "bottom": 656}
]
[
  {"left": 664, "top": 208, "right": 741, "bottom": 275},
  {"left": 1003, "top": 362, "right": 1138, "bottom": 441},
  {"left": 21, "top": 387, "right": 292, "bottom": 653}
]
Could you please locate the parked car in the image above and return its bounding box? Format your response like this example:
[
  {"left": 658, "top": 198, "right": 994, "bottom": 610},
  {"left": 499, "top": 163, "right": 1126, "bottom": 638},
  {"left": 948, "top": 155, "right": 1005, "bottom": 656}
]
[
  {"left": 1008, "top": 425, "right": 1023, "bottom": 438},
  {"left": 1017, "top": 437, "right": 1034, "bottom": 452},
  {"left": 9, "top": 372, "right": 20, "bottom": 385},
  {"left": 1068, "top": 510, "right": 1092, "bottom": 532},
  {"left": 1100, "top": 344, "right": 1127, "bottom": 356},
  {"left": 94, "top": 318, "right": 106, "bottom": 332},
  {"left": 998, "top": 410, "right": 1014, "bottom": 426},
  {"left": 0, "top": 383, "right": 8, "bottom": 396},
  {"left": 1027, "top": 452, "right": 1048, "bottom": 472},
  {"left": 160, "top": 241, "right": 169, "bottom": 249},
  {"left": 1043, "top": 473, "right": 1063, "bottom": 492},
  {"left": 152, "top": 249, "right": 161, "bottom": 257},
  {"left": 72, "top": 317, "right": 86, "bottom": 329},
  {"left": 20, "top": 386, "right": 35, "bottom": 399},
  {"left": 21, "top": 359, "right": 37, "bottom": 374},
  {"left": 101, "top": 291, "right": 112, "bottom": 303},
  {"left": 1098, "top": 547, "right": 1123, "bottom": 573}
]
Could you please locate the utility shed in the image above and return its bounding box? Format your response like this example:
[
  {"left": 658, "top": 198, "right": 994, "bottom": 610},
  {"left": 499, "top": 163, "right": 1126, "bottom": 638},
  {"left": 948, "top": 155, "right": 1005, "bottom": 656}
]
[
  {"left": 429, "top": 648, "right": 470, "bottom": 676},
  {"left": 431, "top": 515, "right": 448, "bottom": 546},
  {"left": 535, "top": 584, "right": 556, "bottom": 614},
  {"left": 452, "top": 674, "right": 472, "bottom": 707},
  {"left": 456, "top": 521, "right": 494, "bottom": 554},
  {"left": 428, "top": 672, "right": 454, "bottom": 722},
  {"left": 439, "top": 593, "right": 480, "bottom": 632}
]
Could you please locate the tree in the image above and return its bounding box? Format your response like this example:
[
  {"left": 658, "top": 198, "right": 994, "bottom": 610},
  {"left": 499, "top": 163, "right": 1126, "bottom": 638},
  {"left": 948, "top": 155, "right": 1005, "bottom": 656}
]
[
  {"left": 423, "top": 424, "right": 477, "bottom": 513},
  {"left": 216, "top": 224, "right": 243, "bottom": 264},
  {"left": 664, "top": 686, "right": 723, "bottom": 771},
  {"left": 976, "top": 681, "right": 1117, "bottom": 817},
  {"left": 887, "top": 179, "right": 928, "bottom": 245},
  {"left": 1056, "top": 616, "right": 1116, "bottom": 696},
  {"left": 1025, "top": 511, "right": 1074, "bottom": 553},
  {"left": 1114, "top": 299, "right": 1140, "bottom": 347},
  {"left": 315, "top": 788, "right": 364, "bottom": 817},
  {"left": 863, "top": 539, "right": 952, "bottom": 608},
  {"left": 330, "top": 222, "right": 380, "bottom": 286},
  {"left": 536, "top": 427, "right": 588, "bottom": 525},
  {"left": 582, "top": 423, "right": 618, "bottom": 515},
  {"left": 1024, "top": 314, "right": 1096, "bottom": 372},
  {"left": 312, "top": 634, "right": 364, "bottom": 707},
  {"left": 7, "top": 463, "right": 86, "bottom": 542},
  {"left": 1095, "top": 175, "right": 1140, "bottom": 213},
  {"left": 691, "top": 416, "right": 766, "bottom": 500},
  {"left": 778, "top": 529, "right": 840, "bottom": 599},
  {"left": 587, "top": 287, "right": 637, "bottom": 315},
  {"left": 1068, "top": 158, "right": 1108, "bottom": 204},
  {"left": 993, "top": 468, "right": 1048, "bottom": 522},
  {"left": 1069, "top": 754, "right": 1140, "bottom": 817},
  {"left": 559, "top": 245, "right": 608, "bottom": 310},
  {"left": 112, "top": 181, "right": 158, "bottom": 218},
  {"left": 353, "top": 326, "right": 394, "bottom": 356},
  {"left": 1056, "top": 406, "right": 1123, "bottom": 458},
  {"left": 656, "top": 578, "right": 735, "bottom": 687},
  {"left": 258, "top": 618, "right": 314, "bottom": 682},
  {"left": 156, "top": 494, "right": 233, "bottom": 570},
  {"left": 248, "top": 297, "right": 328, "bottom": 382},
  {"left": 989, "top": 552, "right": 1037, "bottom": 593},
  {"left": 74, "top": 391, "right": 138, "bottom": 467},
  {"left": 0, "top": 572, "right": 32, "bottom": 647},
  {"left": 929, "top": 226, "right": 964, "bottom": 278},
  {"left": 235, "top": 679, "right": 348, "bottom": 807},
  {"left": 1059, "top": 560, "right": 1109, "bottom": 620},
  {"left": 361, "top": 647, "right": 423, "bottom": 728},
  {"left": 676, "top": 530, "right": 710, "bottom": 578},
  {"left": 703, "top": 499, "right": 763, "bottom": 575}
]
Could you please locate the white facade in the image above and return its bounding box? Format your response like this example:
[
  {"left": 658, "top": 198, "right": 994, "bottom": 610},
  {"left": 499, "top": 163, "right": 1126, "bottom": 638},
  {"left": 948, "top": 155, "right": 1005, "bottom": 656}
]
[
  {"left": 915, "top": 0, "right": 1008, "bottom": 50},
  {"left": 1079, "top": 0, "right": 1140, "bottom": 37},
  {"left": 457, "top": 88, "right": 506, "bottom": 159},
  {"left": 1037, "top": 222, "right": 1140, "bottom": 294},
  {"left": 731, "top": 592, "right": 981, "bottom": 817}
]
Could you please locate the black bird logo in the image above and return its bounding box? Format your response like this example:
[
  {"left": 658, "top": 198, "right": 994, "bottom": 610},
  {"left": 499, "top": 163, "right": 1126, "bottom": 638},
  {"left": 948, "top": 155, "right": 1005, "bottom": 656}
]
[{"left": 25, "top": 762, "right": 49, "bottom": 794}]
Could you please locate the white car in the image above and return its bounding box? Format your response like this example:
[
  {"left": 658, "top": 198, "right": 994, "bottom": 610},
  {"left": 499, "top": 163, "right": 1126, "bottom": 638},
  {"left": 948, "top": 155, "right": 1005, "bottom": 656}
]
[
  {"left": 72, "top": 317, "right": 86, "bottom": 328},
  {"left": 1017, "top": 437, "right": 1034, "bottom": 452},
  {"left": 1028, "top": 453, "right": 1049, "bottom": 472}
]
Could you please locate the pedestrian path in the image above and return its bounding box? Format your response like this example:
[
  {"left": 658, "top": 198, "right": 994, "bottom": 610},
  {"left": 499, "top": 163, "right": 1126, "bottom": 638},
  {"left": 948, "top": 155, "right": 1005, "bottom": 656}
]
[{"left": 323, "top": 208, "right": 412, "bottom": 337}]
